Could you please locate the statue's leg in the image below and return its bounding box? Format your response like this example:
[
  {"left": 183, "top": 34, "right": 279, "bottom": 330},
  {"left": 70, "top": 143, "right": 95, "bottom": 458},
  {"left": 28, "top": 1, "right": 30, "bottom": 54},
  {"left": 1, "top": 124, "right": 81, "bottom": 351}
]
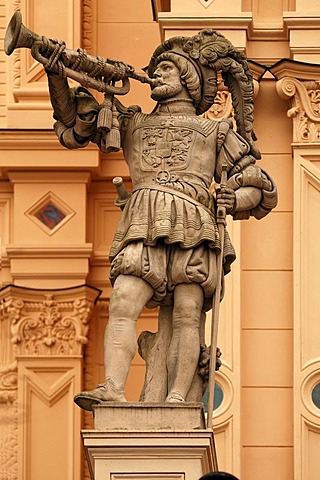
[
  {"left": 74, "top": 274, "right": 153, "bottom": 411},
  {"left": 166, "top": 283, "right": 204, "bottom": 402},
  {"left": 104, "top": 274, "right": 154, "bottom": 391}
]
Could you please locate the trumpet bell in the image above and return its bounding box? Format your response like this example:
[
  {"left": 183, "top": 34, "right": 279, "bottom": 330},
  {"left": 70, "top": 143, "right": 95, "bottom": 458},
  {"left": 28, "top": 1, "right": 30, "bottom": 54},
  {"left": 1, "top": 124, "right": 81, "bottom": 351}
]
[{"left": 5, "top": 11, "right": 40, "bottom": 55}]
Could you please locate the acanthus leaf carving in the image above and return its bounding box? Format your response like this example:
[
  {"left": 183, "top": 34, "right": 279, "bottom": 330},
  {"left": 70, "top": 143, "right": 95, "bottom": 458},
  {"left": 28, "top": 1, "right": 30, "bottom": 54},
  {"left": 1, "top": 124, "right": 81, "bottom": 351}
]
[{"left": 0, "top": 288, "right": 99, "bottom": 356}]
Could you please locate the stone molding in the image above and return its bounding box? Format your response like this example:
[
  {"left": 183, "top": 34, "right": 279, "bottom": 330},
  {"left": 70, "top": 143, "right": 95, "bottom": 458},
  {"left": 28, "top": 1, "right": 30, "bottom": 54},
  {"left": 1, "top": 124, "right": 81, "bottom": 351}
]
[
  {"left": 82, "top": 429, "right": 217, "bottom": 480},
  {"left": 0, "top": 284, "right": 101, "bottom": 356}
]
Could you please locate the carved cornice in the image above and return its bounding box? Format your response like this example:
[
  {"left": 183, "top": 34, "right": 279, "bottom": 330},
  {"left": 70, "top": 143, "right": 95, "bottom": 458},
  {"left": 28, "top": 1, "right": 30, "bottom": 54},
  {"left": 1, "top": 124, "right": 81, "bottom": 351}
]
[
  {"left": 157, "top": 13, "right": 252, "bottom": 43},
  {"left": 0, "top": 285, "right": 101, "bottom": 356},
  {"left": 0, "top": 130, "right": 98, "bottom": 151},
  {"left": 6, "top": 244, "right": 93, "bottom": 259}
]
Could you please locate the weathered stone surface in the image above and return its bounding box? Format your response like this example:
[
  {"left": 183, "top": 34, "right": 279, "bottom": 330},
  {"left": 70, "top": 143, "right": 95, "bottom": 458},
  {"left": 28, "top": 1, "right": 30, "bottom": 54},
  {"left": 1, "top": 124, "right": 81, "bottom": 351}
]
[
  {"left": 82, "top": 429, "right": 217, "bottom": 480},
  {"left": 93, "top": 402, "right": 206, "bottom": 430}
]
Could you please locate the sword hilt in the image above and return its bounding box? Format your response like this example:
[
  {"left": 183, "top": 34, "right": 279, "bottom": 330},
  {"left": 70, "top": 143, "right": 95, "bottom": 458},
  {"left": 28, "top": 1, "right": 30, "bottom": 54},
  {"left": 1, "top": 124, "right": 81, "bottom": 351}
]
[{"left": 112, "top": 177, "right": 131, "bottom": 210}]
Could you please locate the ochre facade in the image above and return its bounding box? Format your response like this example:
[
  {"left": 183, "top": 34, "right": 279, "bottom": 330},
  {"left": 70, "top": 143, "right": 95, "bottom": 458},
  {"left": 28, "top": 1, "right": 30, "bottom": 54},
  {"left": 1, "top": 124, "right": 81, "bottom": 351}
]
[{"left": 1, "top": 1, "right": 320, "bottom": 479}]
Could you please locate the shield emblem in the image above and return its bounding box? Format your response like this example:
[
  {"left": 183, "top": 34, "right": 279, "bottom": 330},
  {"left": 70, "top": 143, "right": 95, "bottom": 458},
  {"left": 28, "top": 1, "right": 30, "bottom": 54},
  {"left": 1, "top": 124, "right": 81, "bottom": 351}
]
[{"left": 156, "top": 141, "right": 172, "bottom": 158}]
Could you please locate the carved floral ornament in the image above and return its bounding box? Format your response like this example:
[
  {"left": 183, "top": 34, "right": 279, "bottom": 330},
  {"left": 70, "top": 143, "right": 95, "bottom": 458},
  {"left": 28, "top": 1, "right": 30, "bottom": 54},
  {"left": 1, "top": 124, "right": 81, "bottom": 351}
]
[
  {"left": 0, "top": 362, "right": 17, "bottom": 404},
  {"left": 277, "top": 77, "right": 320, "bottom": 143},
  {"left": 203, "top": 78, "right": 233, "bottom": 121},
  {"left": 0, "top": 285, "right": 101, "bottom": 356}
]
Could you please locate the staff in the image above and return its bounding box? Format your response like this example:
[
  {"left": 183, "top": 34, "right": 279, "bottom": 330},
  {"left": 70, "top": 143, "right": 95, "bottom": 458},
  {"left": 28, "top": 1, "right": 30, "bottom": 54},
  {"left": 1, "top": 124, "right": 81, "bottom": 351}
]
[{"left": 207, "top": 163, "right": 228, "bottom": 429}]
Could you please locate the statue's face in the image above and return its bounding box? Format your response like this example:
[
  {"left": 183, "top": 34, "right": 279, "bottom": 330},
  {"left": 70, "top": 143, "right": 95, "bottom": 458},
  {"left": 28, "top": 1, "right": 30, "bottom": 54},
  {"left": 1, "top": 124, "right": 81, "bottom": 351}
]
[{"left": 151, "top": 60, "right": 185, "bottom": 101}]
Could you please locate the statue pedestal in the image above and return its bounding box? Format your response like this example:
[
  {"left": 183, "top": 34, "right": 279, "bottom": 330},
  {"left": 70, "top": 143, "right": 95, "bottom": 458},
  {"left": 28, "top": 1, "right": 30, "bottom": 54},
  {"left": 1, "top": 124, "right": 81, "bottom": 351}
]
[{"left": 82, "top": 403, "right": 218, "bottom": 480}]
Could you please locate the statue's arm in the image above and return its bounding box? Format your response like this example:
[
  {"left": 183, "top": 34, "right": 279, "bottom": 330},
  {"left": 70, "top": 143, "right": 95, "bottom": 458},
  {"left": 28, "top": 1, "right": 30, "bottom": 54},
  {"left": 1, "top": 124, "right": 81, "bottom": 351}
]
[
  {"left": 47, "top": 73, "right": 138, "bottom": 151},
  {"left": 228, "top": 166, "right": 277, "bottom": 220},
  {"left": 216, "top": 125, "right": 278, "bottom": 220},
  {"left": 47, "top": 73, "right": 100, "bottom": 149}
]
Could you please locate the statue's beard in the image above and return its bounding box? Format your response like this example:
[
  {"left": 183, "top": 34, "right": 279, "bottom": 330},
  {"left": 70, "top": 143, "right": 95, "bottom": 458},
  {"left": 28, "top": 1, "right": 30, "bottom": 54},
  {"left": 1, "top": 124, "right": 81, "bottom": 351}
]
[{"left": 150, "top": 82, "right": 183, "bottom": 101}]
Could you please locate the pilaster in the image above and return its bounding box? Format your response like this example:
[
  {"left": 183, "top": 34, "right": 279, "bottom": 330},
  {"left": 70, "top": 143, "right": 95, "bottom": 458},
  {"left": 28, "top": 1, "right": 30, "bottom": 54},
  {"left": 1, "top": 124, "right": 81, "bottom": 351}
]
[
  {"left": 0, "top": 284, "right": 100, "bottom": 480},
  {"left": 276, "top": 60, "right": 320, "bottom": 480}
]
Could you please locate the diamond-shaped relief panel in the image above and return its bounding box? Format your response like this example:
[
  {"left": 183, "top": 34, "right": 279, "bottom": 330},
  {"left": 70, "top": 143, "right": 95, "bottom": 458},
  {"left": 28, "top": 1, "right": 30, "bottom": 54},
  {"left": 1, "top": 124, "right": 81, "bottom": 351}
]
[
  {"left": 25, "top": 192, "right": 75, "bottom": 236},
  {"left": 35, "top": 203, "right": 66, "bottom": 230}
]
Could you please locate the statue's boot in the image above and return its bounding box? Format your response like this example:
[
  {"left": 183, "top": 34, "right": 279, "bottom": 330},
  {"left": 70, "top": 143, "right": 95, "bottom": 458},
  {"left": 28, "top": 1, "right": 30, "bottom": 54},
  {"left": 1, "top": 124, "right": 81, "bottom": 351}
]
[
  {"left": 166, "top": 391, "right": 185, "bottom": 403},
  {"left": 74, "top": 381, "right": 126, "bottom": 411}
]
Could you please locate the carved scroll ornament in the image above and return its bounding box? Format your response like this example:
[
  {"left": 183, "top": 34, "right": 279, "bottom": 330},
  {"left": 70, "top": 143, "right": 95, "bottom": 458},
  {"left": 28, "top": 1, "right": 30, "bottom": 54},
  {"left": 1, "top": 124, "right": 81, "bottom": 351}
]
[
  {"left": 277, "top": 77, "right": 320, "bottom": 143},
  {"left": 204, "top": 77, "right": 259, "bottom": 123},
  {"left": 203, "top": 89, "right": 233, "bottom": 121}
]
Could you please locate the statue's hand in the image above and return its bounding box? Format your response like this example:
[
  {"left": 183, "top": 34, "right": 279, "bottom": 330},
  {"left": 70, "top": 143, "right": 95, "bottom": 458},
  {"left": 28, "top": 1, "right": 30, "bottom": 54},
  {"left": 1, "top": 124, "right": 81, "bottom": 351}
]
[{"left": 216, "top": 186, "right": 236, "bottom": 214}]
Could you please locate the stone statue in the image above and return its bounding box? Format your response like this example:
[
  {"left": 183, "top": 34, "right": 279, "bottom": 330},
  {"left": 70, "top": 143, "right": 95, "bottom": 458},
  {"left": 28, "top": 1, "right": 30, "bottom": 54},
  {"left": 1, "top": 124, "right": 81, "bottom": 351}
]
[{"left": 4, "top": 16, "right": 277, "bottom": 410}]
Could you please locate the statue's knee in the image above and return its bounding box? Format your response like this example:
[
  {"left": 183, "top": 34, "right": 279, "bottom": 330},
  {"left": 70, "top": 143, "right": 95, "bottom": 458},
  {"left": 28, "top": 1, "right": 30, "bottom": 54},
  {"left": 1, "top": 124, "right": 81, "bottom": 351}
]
[
  {"left": 173, "top": 299, "right": 202, "bottom": 329},
  {"left": 110, "top": 286, "right": 133, "bottom": 318}
]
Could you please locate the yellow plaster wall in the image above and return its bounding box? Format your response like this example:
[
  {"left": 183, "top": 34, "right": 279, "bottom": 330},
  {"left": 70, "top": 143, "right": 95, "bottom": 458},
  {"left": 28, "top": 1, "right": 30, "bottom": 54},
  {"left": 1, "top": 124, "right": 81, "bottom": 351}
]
[
  {"left": 94, "top": 0, "right": 160, "bottom": 112},
  {"left": 240, "top": 78, "right": 294, "bottom": 480}
]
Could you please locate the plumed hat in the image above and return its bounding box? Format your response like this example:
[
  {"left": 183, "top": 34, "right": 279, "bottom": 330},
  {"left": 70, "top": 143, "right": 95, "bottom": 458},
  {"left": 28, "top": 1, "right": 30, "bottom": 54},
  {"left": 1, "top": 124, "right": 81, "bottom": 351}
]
[{"left": 148, "top": 29, "right": 260, "bottom": 159}]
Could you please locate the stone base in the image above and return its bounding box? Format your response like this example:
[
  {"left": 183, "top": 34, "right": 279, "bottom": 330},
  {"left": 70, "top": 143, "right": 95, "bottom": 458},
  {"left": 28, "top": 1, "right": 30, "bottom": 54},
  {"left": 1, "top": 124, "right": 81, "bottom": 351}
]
[
  {"left": 82, "top": 403, "right": 218, "bottom": 480},
  {"left": 93, "top": 402, "right": 206, "bottom": 430},
  {"left": 82, "top": 429, "right": 217, "bottom": 480}
]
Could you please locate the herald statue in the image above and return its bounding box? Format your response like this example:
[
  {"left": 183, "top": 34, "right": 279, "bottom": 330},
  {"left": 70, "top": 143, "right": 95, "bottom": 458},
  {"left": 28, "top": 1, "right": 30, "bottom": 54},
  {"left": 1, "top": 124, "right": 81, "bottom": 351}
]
[{"left": 5, "top": 13, "right": 277, "bottom": 412}]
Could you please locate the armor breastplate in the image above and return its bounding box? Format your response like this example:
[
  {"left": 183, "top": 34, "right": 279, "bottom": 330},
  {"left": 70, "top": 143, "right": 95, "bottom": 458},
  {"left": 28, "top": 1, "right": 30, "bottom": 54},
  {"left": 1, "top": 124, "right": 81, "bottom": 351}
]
[{"left": 123, "top": 113, "right": 219, "bottom": 189}]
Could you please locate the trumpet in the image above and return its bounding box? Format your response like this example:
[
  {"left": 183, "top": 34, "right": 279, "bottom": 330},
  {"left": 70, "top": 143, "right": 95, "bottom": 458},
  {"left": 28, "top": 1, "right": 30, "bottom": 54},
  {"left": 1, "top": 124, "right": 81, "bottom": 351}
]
[{"left": 4, "top": 11, "right": 155, "bottom": 95}]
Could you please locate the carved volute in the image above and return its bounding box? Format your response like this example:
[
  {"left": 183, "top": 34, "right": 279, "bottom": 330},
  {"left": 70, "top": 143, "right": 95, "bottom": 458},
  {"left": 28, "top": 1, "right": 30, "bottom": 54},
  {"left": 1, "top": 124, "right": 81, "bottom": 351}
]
[{"left": 275, "top": 61, "right": 320, "bottom": 144}]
